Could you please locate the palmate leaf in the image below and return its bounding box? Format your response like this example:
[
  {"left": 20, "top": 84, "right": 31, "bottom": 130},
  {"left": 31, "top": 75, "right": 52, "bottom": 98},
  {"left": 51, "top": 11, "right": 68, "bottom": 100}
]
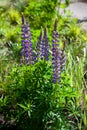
[
  {"left": 18, "top": 103, "right": 29, "bottom": 110},
  {"left": 17, "top": 102, "right": 34, "bottom": 118},
  {"left": 18, "top": 102, "right": 32, "bottom": 111}
]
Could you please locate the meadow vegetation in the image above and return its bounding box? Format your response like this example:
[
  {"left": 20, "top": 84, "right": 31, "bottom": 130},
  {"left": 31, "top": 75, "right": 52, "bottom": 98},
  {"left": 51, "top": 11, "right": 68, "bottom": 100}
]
[{"left": 0, "top": 0, "right": 87, "bottom": 130}]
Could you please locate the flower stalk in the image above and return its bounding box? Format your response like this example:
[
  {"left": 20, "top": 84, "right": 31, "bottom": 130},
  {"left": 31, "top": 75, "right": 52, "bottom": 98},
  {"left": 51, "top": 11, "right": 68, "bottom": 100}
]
[
  {"left": 41, "top": 27, "right": 49, "bottom": 60},
  {"left": 20, "top": 15, "right": 33, "bottom": 65},
  {"left": 52, "top": 19, "right": 61, "bottom": 83},
  {"left": 61, "top": 39, "right": 66, "bottom": 72},
  {"left": 36, "top": 29, "right": 42, "bottom": 61}
]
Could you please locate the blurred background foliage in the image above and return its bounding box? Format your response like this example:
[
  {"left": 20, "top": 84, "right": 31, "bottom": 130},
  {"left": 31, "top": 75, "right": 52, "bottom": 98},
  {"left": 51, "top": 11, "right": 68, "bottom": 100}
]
[{"left": 0, "top": 0, "right": 70, "bottom": 40}]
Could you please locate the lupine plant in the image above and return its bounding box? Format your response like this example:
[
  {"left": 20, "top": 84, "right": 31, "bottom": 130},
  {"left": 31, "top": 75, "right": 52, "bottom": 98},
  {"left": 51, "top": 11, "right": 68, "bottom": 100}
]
[
  {"left": 52, "top": 20, "right": 66, "bottom": 83},
  {"left": 0, "top": 15, "right": 81, "bottom": 130}
]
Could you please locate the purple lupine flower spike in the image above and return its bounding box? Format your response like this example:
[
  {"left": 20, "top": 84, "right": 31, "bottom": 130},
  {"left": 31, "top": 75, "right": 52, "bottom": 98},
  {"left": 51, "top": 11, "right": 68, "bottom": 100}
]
[
  {"left": 52, "top": 19, "right": 61, "bottom": 83},
  {"left": 36, "top": 29, "right": 42, "bottom": 61},
  {"left": 56, "top": 49, "right": 61, "bottom": 83},
  {"left": 44, "top": 27, "right": 49, "bottom": 60},
  {"left": 20, "top": 14, "right": 26, "bottom": 65},
  {"left": 61, "top": 39, "right": 66, "bottom": 72},
  {"left": 41, "top": 27, "right": 49, "bottom": 60},
  {"left": 53, "top": 48, "right": 61, "bottom": 83},
  {"left": 20, "top": 14, "right": 33, "bottom": 65},
  {"left": 52, "top": 19, "right": 59, "bottom": 61}
]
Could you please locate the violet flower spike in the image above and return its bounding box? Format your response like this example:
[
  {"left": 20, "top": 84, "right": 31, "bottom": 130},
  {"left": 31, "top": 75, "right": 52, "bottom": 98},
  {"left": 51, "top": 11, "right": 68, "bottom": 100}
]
[
  {"left": 52, "top": 19, "right": 61, "bottom": 83},
  {"left": 20, "top": 14, "right": 33, "bottom": 65},
  {"left": 40, "top": 27, "right": 49, "bottom": 60},
  {"left": 52, "top": 48, "right": 61, "bottom": 83},
  {"left": 20, "top": 15, "right": 26, "bottom": 65},
  {"left": 61, "top": 40, "right": 66, "bottom": 72},
  {"left": 36, "top": 30, "right": 42, "bottom": 61},
  {"left": 44, "top": 27, "right": 49, "bottom": 60}
]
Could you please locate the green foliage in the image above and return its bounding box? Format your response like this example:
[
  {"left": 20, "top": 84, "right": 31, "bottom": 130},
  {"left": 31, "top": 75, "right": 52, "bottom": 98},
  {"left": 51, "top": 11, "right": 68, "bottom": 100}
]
[
  {"left": 0, "top": 60, "right": 80, "bottom": 130},
  {"left": 24, "top": 0, "right": 57, "bottom": 29},
  {"left": 8, "top": 8, "right": 21, "bottom": 25},
  {"left": 0, "top": 0, "right": 87, "bottom": 129}
]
